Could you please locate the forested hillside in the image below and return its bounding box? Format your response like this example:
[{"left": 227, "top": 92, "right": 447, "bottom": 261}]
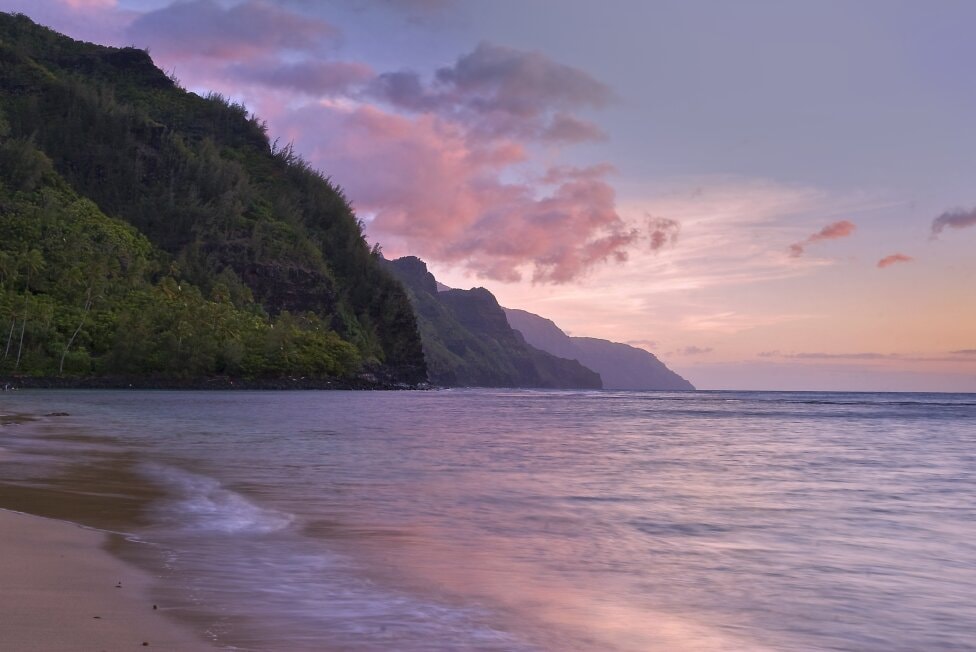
[
  {"left": 0, "top": 13, "right": 426, "bottom": 384},
  {"left": 385, "top": 257, "right": 602, "bottom": 389}
]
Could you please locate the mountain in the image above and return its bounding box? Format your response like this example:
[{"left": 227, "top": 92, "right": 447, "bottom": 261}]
[
  {"left": 0, "top": 13, "right": 425, "bottom": 384},
  {"left": 504, "top": 308, "right": 695, "bottom": 390},
  {"left": 384, "top": 257, "right": 602, "bottom": 389}
]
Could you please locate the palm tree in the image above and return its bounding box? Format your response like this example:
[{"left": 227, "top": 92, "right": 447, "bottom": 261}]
[
  {"left": 15, "top": 249, "right": 45, "bottom": 370},
  {"left": 59, "top": 285, "right": 96, "bottom": 375},
  {"left": 21, "top": 249, "right": 44, "bottom": 291},
  {"left": 1, "top": 315, "right": 14, "bottom": 363},
  {"left": 0, "top": 252, "right": 16, "bottom": 365},
  {"left": 0, "top": 251, "right": 15, "bottom": 288}
]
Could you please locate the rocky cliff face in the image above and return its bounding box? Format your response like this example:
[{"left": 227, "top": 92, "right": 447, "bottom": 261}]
[
  {"left": 504, "top": 308, "right": 695, "bottom": 390},
  {"left": 385, "top": 257, "right": 602, "bottom": 389}
]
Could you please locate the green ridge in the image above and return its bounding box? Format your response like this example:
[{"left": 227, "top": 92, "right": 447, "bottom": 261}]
[
  {"left": 384, "top": 256, "right": 602, "bottom": 389},
  {"left": 0, "top": 12, "right": 426, "bottom": 383}
]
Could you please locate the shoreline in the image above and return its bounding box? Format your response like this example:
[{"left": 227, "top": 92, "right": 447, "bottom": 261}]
[
  {"left": 0, "top": 508, "right": 216, "bottom": 651},
  {"left": 0, "top": 409, "right": 338, "bottom": 652},
  {"left": 0, "top": 374, "right": 432, "bottom": 391}
]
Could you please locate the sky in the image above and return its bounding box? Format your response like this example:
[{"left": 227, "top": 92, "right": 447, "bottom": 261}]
[{"left": 3, "top": 0, "right": 975, "bottom": 391}]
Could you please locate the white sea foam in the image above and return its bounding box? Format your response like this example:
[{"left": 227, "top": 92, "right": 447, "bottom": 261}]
[{"left": 141, "top": 463, "right": 294, "bottom": 534}]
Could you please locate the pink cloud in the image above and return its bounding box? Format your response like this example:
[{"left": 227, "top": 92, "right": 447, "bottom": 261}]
[
  {"left": 282, "top": 104, "right": 633, "bottom": 282},
  {"left": 789, "top": 219, "right": 856, "bottom": 257},
  {"left": 810, "top": 220, "right": 856, "bottom": 241},
  {"left": 10, "top": 1, "right": 630, "bottom": 283},
  {"left": 450, "top": 167, "right": 638, "bottom": 283},
  {"left": 248, "top": 41, "right": 630, "bottom": 283},
  {"left": 877, "top": 253, "right": 913, "bottom": 268}
]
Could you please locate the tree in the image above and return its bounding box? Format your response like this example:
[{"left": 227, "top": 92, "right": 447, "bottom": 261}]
[
  {"left": 59, "top": 286, "right": 94, "bottom": 375},
  {"left": 15, "top": 249, "right": 45, "bottom": 370}
]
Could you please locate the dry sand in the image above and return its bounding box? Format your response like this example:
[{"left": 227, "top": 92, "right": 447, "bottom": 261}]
[{"left": 0, "top": 508, "right": 215, "bottom": 651}]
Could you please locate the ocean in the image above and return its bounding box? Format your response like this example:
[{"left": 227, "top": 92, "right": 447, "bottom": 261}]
[{"left": 1, "top": 389, "right": 974, "bottom": 651}]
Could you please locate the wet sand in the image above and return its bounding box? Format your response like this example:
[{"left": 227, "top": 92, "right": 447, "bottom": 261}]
[{"left": 0, "top": 509, "right": 215, "bottom": 651}]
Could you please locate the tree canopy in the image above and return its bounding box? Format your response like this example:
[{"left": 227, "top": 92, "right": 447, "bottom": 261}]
[{"left": 0, "top": 12, "right": 426, "bottom": 384}]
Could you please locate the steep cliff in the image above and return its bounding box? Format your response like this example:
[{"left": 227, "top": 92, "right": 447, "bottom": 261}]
[
  {"left": 504, "top": 308, "right": 694, "bottom": 390},
  {"left": 386, "top": 257, "right": 602, "bottom": 388}
]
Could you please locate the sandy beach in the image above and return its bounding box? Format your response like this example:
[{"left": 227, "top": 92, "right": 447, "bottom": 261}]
[{"left": 0, "top": 509, "right": 214, "bottom": 651}]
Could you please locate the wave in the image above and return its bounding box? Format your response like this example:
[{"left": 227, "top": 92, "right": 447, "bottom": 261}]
[{"left": 140, "top": 463, "right": 294, "bottom": 535}]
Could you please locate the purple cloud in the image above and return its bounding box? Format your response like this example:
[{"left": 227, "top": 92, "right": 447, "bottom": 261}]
[
  {"left": 371, "top": 0, "right": 455, "bottom": 14},
  {"left": 368, "top": 42, "right": 613, "bottom": 143},
  {"left": 317, "top": 0, "right": 456, "bottom": 15},
  {"left": 228, "top": 59, "right": 375, "bottom": 95},
  {"left": 540, "top": 113, "right": 606, "bottom": 143},
  {"left": 646, "top": 216, "right": 680, "bottom": 251},
  {"left": 435, "top": 42, "right": 613, "bottom": 116},
  {"left": 931, "top": 207, "right": 976, "bottom": 237},
  {"left": 127, "top": 0, "right": 339, "bottom": 61},
  {"left": 368, "top": 71, "right": 441, "bottom": 111}
]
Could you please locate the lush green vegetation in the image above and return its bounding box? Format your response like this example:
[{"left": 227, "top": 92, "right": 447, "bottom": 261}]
[
  {"left": 385, "top": 257, "right": 602, "bottom": 388},
  {"left": 0, "top": 13, "right": 425, "bottom": 383}
]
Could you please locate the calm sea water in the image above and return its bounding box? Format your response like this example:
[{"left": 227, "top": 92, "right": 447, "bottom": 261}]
[{"left": 1, "top": 389, "right": 974, "bottom": 651}]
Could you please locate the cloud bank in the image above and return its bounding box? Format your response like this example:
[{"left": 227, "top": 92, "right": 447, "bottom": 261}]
[
  {"left": 367, "top": 42, "right": 613, "bottom": 144},
  {"left": 55, "top": 0, "right": 638, "bottom": 283},
  {"left": 286, "top": 103, "right": 637, "bottom": 282},
  {"left": 759, "top": 350, "right": 976, "bottom": 364}
]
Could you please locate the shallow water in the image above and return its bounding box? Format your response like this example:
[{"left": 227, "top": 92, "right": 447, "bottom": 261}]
[{"left": 1, "top": 389, "right": 974, "bottom": 651}]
